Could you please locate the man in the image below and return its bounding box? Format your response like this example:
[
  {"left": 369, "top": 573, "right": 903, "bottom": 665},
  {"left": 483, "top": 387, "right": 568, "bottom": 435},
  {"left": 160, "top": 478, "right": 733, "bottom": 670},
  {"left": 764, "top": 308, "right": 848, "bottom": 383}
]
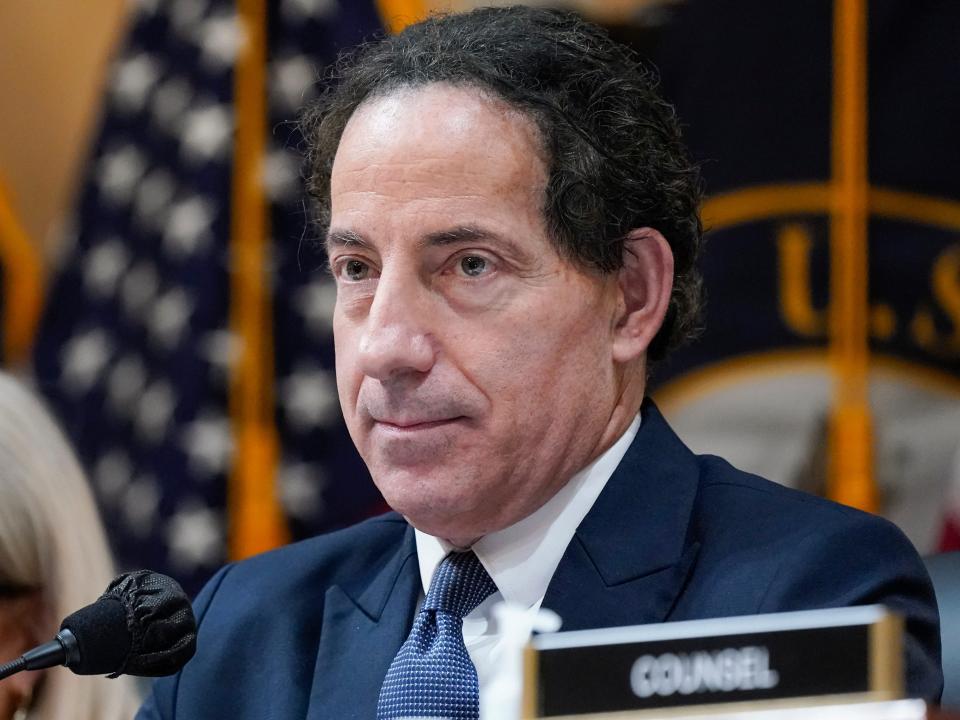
[{"left": 138, "top": 6, "right": 942, "bottom": 718}]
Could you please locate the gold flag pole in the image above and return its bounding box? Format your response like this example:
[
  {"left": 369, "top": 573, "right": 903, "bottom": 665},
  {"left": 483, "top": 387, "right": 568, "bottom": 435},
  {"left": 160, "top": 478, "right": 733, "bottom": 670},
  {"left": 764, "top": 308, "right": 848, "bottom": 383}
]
[
  {"left": 375, "top": 0, "right": 429, "bottom": 34},
  {"left": 828, "top": 0, "right": 876, "bottom": 512},
  {"left": 0, "top": 177, "right": 44, "bottom": 366},
  {"left": 228, "top": 0, "right": 289, "bottom": 560}
]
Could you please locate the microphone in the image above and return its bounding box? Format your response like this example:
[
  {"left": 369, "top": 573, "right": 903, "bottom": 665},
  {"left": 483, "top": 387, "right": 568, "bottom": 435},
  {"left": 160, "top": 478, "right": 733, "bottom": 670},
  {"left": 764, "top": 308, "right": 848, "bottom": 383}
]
[{"left": 0, "top": 570, "right": 196, "bottom": 681}]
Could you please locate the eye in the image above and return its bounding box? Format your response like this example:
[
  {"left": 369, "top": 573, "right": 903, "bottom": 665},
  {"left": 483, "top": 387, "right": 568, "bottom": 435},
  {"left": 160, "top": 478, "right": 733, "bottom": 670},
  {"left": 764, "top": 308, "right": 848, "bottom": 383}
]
[
  {"left": 341, "top": 259, "right": 370, "bottom": 281},
  {"left": 459, "top": 255, "right": 489, "bottom": 277}
]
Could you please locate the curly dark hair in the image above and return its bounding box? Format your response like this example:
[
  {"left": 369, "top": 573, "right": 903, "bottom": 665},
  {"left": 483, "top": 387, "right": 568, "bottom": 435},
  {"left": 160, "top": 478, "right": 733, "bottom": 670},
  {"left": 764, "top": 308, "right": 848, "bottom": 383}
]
[{"left": 300, "top": 5, "right": 703, "bottom": 360}]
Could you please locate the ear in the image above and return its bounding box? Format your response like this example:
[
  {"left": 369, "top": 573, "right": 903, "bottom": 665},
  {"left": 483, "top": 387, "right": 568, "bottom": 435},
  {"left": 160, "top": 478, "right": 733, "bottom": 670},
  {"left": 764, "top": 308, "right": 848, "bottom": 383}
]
[{"left": 612, "top": 228, "right": 674, "bottom": 363}]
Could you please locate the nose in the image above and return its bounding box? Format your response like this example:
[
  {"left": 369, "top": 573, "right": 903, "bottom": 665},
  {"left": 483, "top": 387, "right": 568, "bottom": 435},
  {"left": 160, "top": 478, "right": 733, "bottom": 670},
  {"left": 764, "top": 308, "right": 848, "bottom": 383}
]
[{"left": 356, "top": 270, "right": 437, "bottom": 381}]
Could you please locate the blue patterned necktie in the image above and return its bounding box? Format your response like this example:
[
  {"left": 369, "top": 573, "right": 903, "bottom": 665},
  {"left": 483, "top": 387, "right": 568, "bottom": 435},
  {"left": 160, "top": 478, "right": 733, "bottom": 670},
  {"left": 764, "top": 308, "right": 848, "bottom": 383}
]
[{"left": 377, "top": 550, "right": 498, "bottom": 719}]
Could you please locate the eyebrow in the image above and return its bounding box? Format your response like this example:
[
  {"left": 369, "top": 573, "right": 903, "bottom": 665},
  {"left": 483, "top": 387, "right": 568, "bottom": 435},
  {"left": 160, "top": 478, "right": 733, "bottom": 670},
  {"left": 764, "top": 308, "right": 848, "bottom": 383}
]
[
  {"left": 420, "top": 225, "right": 500, "bottom": 246},
  {"left": 326, "top": 225, "right": 527, "bottom": 258},
  {"left": 325, "top": 228, "right": 368, "bottom": 252}
]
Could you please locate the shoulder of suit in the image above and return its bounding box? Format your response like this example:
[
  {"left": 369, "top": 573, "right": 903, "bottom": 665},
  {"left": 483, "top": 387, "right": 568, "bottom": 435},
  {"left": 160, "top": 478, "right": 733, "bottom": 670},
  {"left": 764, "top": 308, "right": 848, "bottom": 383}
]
[
  {"left": 691, "top": 453, "right": 902, "bottom": 540},
  {"left": 206, "top": 511, "right": 410, "bottom": 597},
  {"left": 682, "top": 455, "right": 923, "bottom": 602}
]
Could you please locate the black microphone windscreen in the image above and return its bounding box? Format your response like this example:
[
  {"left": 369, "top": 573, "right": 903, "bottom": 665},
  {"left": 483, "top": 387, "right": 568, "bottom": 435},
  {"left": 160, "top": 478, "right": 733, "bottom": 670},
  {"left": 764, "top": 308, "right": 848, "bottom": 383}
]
[
  {"left": 61, "top": 570, "right": 197, "bottom": 677},
  {"left": 59, "top": 594, "right": 130, "bottom": 675}
]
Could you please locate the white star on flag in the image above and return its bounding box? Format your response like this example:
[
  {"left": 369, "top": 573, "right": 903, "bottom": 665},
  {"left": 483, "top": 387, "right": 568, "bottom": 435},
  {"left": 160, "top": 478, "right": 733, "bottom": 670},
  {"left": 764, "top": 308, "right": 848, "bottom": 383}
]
[
  {"left": 169, "top": 0, "right": 209, "bottom": 38},
  {"left": 198, "top": 330, "right": 241, "bottom": 380},
  {"left": 83, "top": 238, "right": 130, "bottom": 298},
  {"left": 282, "top": 0, "right": 337, "bottom": 22},
  {"left": 121, "top": 261, "right": 161, "bottom": 320},
  {"left": 136, "top": 379, "right": 176, "bottom": 443},
  {"left": 148, "top": 287, "right": 194, "bottom": 350},
  {"left": 281, "top": 366, "right": 340, "bottom": 432},
  {"left": 293, "top": 279, "right": 337, "bottom": 338},
  {"left": 61, "top": 328, "right": 112, "bottom": 395},
  {"left": 180, "top": 103, "right": 233, "bottom": 165},
  {"left": 181, "top": 411, "right": 235, "bottom": 477},
  {"left": 107, "top": 354, "right": 148, "bottom": 418},
  {"left": 151, "top": 76, "right": 194, "bottom": 133},
  {"left": 112, "top": 53, "right": 163, "bottom": 114},
  {"left": 93, "top": 449, "right": 134, "bottom": 507},
  {"left": 264, "top": 147, "right": 301, "bottom": 201},
  {"left": 97, "top": 145, "right": 148, "bottom": 205},
  {"left": 199, "top": 13, "right": 245, "bottom": 69},
  {"left": 134, "top": 168, "right": 177, "bottom": 229},
  {"left": 122, "top": 475, "right": 163, "bottom": 538},
  {"left": 280, "top": 462, "right": 327, "bottom": 520},
  {"left": 163, "top": 196, "right": 216, "bottom": 257},
  {"left": 165, "top": 501, "right": 225, "bottom": 571},
  {"left": 271, "top": 54, "right": 318, "bottom": 112}
]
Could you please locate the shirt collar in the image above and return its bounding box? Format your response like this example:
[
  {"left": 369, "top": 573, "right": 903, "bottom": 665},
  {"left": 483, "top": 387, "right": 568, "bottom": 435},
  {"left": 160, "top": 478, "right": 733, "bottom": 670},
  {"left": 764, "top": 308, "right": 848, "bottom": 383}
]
[{"left": 414, "top": 412, "right": 642, "bottom": 609}]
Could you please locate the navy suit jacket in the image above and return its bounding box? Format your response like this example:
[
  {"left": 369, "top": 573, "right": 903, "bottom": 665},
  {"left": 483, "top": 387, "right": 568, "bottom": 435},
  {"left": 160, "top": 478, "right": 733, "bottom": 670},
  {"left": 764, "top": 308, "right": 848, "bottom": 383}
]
[{"left": 138, "top": 401, "right": 942, "bottom": 718}]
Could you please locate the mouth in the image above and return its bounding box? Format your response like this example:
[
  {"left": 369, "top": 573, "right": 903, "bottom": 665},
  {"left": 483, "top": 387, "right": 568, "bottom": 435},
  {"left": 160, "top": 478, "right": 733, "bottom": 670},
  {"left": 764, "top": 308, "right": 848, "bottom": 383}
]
[{"left": 373, "top": 417, "right": 466, "bottom": 432}]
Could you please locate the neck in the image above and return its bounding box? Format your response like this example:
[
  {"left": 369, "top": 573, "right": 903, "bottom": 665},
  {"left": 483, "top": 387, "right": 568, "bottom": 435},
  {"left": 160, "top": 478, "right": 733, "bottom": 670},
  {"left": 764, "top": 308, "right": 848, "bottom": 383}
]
[{"left": 589, "top": 359, "right": 646, "bottom": 465}]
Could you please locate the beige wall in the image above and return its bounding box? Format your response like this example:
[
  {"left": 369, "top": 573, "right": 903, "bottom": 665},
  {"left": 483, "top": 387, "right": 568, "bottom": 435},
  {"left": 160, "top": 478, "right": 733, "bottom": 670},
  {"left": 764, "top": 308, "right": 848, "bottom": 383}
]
[{"left": 0, "top": 1, "right": 129, "bottom": 264}]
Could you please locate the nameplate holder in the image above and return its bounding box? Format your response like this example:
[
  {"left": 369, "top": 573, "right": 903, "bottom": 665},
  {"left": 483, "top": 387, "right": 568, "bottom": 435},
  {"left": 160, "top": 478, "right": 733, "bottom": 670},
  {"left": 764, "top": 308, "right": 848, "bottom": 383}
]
[{"left": 522, "top": 605, "right": 903, "bottom": 718}]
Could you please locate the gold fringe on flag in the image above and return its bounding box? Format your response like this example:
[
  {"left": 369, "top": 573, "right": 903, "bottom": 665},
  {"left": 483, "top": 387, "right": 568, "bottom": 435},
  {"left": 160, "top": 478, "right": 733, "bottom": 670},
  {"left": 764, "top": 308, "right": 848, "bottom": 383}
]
[{"left": 228, "top": 0, "right": 290, "bottom": 560}]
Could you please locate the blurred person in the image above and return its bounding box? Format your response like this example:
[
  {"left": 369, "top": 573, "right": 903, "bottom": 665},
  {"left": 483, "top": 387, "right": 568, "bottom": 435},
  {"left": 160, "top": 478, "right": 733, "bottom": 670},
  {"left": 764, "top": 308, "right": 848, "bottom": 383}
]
[{"left": 0, "top": 372, "right": 139, "bottom": 719}]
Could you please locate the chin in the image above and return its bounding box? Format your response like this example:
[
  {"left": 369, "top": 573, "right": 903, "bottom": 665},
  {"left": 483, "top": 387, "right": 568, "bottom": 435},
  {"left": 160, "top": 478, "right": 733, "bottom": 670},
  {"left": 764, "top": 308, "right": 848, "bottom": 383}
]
[{"left": 375, "top": 473, "right": 491, "bottom": 539}]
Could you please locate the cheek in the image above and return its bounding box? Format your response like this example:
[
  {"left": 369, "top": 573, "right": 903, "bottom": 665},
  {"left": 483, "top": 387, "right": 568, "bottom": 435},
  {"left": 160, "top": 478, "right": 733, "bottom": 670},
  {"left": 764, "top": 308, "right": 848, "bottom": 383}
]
[
  {"left": 524, "top": 291, "right": 611, "bottom": 363},
  {"left": 478, "top": 306, "right": 613, "bottom": 411},
  {"left": 333, "top": 327, "right": 360, "bottom": 403}
]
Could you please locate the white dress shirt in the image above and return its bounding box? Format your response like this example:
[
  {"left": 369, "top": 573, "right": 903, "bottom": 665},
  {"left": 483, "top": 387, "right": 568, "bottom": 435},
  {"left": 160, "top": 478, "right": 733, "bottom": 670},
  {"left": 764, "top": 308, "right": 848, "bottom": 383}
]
[{"left": 413, "top": 412, "right": 642, "bottom": 702}]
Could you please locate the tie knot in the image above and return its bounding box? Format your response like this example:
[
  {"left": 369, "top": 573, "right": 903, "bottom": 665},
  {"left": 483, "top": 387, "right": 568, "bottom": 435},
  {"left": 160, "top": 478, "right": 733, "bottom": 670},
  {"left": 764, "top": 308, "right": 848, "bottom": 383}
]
[{"left": 423, "top": 550, "right": 497, "bottom": 618}]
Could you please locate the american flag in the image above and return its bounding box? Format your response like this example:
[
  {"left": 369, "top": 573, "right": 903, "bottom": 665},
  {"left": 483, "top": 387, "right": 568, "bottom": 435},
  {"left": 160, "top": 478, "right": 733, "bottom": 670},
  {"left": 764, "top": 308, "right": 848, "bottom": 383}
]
[{"left": 32, "top": 0, "right": 389, "bottom": 596}]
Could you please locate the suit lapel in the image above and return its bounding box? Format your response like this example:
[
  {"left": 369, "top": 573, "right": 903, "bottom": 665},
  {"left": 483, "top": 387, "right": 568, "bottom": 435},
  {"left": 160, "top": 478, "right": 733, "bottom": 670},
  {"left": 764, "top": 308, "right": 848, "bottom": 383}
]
[
  {"left": 307, "top": 524, "right": 420, "bottom": 720},
  {"left": 544, "top": 400, "right": 702, "bottom": 631}
]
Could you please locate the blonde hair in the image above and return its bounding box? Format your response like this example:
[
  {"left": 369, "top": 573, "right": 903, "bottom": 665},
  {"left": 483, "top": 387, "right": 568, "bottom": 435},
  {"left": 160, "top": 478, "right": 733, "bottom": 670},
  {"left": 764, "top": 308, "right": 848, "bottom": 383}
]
[{"left": 0, "top": 372, "right": 140, "bottom": 719}]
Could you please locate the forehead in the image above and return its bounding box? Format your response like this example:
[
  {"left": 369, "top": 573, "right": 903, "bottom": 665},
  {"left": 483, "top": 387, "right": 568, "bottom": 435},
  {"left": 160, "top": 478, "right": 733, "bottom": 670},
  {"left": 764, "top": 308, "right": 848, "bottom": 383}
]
[{"left": 329, "top": 84, "right": 549, "bottom": 227}]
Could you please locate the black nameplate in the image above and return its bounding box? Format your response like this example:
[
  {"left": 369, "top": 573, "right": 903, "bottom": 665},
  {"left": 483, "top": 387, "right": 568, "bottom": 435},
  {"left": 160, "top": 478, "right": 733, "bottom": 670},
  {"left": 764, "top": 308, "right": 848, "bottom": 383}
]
[{"left": 524, "top": 606, "right": 902, "bottom": 718}]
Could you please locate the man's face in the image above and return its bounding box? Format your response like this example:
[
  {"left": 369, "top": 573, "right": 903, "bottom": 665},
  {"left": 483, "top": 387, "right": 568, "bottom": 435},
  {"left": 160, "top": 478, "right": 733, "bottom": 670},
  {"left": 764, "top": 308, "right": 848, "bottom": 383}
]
[{"left": 328, "top": 84, "right": 625, "bottom": 544}]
